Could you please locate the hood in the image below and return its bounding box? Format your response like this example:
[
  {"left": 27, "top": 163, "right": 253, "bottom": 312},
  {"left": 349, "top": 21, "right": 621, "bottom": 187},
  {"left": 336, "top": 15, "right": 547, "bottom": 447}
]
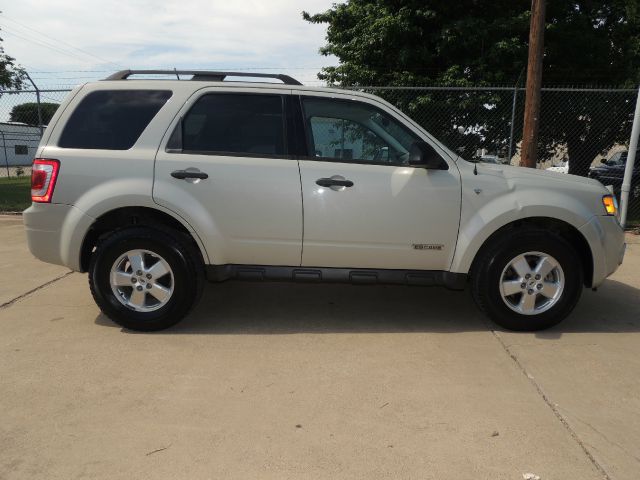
[{"left": 474, "top": 162, "right": 605, "bottom": 190}]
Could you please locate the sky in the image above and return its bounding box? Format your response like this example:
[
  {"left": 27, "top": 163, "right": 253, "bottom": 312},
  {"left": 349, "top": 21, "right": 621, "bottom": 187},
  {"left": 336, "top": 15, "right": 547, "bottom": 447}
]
[{"left": 0, "top": 0, "right": 339, "bottom": 89}]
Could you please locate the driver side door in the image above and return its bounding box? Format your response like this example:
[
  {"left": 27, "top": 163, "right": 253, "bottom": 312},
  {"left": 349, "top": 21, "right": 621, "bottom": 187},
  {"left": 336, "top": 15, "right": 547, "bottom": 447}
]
[{"left": 297, "top": 93, "right": 461, "bottom": 271}]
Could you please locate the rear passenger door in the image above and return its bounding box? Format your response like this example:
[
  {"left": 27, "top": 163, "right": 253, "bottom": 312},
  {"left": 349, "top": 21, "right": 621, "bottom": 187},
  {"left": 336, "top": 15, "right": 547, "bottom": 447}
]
[{"left": 154, "top": 88, "right": 303, "bottom": 266}]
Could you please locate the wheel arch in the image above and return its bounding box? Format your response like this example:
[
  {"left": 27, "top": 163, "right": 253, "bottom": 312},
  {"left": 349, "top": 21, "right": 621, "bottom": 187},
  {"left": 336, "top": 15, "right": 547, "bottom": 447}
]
[
  {"left": 80, "top": 206, "right": 209, "bottom": 272},
  {"left": 465, "top": 217, "right": 594, "bottom": 288}
]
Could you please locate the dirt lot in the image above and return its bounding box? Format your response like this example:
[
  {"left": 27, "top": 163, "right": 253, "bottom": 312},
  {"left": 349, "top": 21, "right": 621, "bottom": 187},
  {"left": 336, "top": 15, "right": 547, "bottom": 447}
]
[{"left": 1, "top": 215, "right": 639, "bottom": 480}]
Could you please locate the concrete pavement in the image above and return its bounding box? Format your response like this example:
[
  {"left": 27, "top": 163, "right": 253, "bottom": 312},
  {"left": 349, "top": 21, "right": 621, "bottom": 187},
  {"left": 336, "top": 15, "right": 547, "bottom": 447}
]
[
  {"left": 0, "top": 216, "right": 70, "bottom": 307},
  {"left": 1, "top": 215, "right": 639, "bottom": 479}
]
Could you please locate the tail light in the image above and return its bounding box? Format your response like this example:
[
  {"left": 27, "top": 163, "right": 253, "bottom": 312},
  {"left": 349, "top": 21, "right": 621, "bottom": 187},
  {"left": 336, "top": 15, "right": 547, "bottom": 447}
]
[{"left": 31, "top": 159, "right": 60, "bottom": 203}]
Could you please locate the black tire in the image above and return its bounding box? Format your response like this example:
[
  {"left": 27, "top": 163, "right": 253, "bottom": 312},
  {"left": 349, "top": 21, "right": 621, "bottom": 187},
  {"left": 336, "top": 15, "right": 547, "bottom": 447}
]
[
  {"left": 89, "top": 226, "right": 204, "bottom": 331},
  {"left": 471, "top": 227, "right": 583, "bottom": 331}
]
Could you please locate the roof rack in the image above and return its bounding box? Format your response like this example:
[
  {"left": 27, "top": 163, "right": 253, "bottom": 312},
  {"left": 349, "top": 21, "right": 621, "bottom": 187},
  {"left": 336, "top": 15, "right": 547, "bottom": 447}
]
[{"left": 104, "top": 70, "right": 303, "bottom": 85}]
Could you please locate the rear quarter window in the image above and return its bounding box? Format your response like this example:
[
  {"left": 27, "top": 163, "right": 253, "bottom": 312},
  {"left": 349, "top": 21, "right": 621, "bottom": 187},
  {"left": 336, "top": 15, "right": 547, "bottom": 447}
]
[{"left": 58, "top": 90, "right": 172, "bottom": 150}]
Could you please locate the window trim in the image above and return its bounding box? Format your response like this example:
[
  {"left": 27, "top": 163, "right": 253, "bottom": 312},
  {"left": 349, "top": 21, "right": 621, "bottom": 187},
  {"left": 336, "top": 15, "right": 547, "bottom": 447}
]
[
  {"left": 286, "top": 94, "right": 308, "bottom": 157},
  {"left": 297, "top": 95, "right": 437, "bottom": 168},
  {"left": 166, "top": 91, "right": 292, "bottom": 159}
]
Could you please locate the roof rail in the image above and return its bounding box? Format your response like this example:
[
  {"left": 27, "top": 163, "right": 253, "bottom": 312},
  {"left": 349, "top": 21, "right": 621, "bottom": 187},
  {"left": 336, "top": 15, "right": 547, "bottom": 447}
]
[{"left": 104, "top": 70, "right": 303, "bottom": 85}]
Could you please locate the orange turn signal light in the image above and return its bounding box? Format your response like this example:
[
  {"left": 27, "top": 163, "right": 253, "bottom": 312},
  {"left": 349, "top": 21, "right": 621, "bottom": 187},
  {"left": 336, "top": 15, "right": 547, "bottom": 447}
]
[{"left": 602, "top": 195, "right": 617, "bottom": 215}]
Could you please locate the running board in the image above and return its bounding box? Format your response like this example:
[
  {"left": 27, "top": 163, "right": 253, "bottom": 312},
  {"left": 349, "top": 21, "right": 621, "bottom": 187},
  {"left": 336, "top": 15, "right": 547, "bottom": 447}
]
[{"left": 205, "top": 265, "right": 467, "bottom": 290}]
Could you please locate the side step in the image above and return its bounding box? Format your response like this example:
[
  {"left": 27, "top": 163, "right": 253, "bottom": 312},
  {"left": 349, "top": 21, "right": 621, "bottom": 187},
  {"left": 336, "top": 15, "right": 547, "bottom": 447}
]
[{"left": 205, "top": 265, "right": 467, "bottom": 290}]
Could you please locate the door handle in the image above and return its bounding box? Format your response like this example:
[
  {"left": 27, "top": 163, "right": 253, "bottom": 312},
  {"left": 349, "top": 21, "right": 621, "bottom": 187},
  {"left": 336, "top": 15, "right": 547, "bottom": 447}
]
[
  {"left": 316, "top": 177, "right": 354, "bottom": 188},
  {"left": 171, "top": 169, "right": 208, "bottom": 180}
]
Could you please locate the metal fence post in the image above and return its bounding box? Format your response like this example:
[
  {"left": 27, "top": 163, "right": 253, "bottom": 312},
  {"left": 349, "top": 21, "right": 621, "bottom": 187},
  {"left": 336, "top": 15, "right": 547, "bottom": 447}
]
[
  {"left": 24, "top": 72, "right": 44, "bottom": 137},
  {"left": 620, "top": 85, "right": 640, "bottom": 227},
  {"left": 508, "top": 86, "right": 518, "bottom": 163},
  {"left": 1, "top": 131, "right": 9, "bottom": 177}
]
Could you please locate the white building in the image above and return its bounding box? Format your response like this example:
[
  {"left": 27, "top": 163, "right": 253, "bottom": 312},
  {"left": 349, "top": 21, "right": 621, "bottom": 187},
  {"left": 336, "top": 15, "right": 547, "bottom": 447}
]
[{"left": 0, "top": 122, "right": 42, "bottom": 167}]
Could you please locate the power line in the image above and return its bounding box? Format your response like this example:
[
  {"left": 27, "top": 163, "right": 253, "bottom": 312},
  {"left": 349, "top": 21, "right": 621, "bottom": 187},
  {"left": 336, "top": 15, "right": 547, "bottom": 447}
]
[
  {"left": 28, "top": 67, "right": 326, "bottom": 74},
  {"left": 0, "top": 27, "right": 99, "bottom": 65},
  {"left": 41, "top": 94, "right": 64, "bottom": 103},
  {"left": 31, "top": 76, "right": 106, "bottom": 80},
  {"left": 29, "top": 70, "right": 113, "bottom": 73},
  {"left": 0, "top": 13, "right": 122, "bottom": 68},
  {"left": 1, "top": 24, "right": 112, "bottom": 67}
]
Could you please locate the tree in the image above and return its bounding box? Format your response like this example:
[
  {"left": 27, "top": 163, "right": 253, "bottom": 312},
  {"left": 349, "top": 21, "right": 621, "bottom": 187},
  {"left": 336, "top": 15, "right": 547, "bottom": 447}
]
[
  {"left": 1, "top": 23, "right": 26, "bottom": 89},
  {"left": 303, "top": 1, "right": 640, "bottom": 176},
  {"left": 10, "top": 102, "right": 60, "bottom": 126}
]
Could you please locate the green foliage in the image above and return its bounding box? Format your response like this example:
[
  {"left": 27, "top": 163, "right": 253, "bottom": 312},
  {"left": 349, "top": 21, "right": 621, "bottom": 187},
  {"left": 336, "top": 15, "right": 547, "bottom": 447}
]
[
  {"left": 303, "top": 1, "right": 640, "bottom": 175},
  {"left": 303, "top": 1, "right": 530, "bottom": 86},
  {"left": 10, "top": 102, "right": 60, "bottom": 126},
  {"left": 0, "top": 25, "right": 25, "bottom": 89}
]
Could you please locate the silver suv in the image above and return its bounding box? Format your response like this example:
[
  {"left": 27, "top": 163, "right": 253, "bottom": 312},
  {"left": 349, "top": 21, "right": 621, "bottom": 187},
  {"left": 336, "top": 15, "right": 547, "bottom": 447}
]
[{"left": 24, "top": 70, "right": 626, "bottom": 331}]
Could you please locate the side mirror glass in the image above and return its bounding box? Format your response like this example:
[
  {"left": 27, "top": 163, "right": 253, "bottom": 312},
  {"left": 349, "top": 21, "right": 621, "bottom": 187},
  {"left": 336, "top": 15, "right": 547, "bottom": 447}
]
[{"left": 408, "top": 141, "right": 449, "bottom": 170}]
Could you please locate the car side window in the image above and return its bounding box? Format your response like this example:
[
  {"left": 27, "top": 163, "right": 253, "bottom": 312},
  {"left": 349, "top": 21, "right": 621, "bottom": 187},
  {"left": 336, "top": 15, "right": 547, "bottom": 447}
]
[
  {"left": 180, "top": 93, "right": 285, "bottom": 157},
  {"left": 59, "top": 90, "right": 172, "bottom": 150},
  {"left": 301, "top": 97, "right": 420, "bottom": 165}
]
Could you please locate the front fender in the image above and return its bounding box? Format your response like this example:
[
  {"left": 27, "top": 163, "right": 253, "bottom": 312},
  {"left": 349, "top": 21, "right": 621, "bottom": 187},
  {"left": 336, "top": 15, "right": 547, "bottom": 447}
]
[{"left": 450, "top": 167, "right": 599, "bottom": 274}]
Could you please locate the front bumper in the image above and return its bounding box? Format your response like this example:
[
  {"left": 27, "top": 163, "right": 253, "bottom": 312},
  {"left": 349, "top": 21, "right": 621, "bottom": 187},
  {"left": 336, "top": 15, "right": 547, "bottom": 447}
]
[
  {"left": 23, "top": 202, "right": 94, "bottom": 271},
  {"left": 579, "top": 215, "right": 626, "bottom": 287}
]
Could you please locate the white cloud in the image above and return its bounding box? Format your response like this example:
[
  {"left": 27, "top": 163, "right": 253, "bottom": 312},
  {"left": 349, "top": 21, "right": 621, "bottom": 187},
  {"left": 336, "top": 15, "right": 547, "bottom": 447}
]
[{"left": 1, "top": 0, "right": 338, "bottom": 87}]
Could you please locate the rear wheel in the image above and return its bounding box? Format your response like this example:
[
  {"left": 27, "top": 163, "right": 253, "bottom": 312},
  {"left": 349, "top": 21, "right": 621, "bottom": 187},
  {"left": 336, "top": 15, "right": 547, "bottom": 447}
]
[
  {"left": 89, "top": 226, "right": 204, "bottom": 331},
  {"left": 471, "top": 228, "right": 583, "bottom": 331}
]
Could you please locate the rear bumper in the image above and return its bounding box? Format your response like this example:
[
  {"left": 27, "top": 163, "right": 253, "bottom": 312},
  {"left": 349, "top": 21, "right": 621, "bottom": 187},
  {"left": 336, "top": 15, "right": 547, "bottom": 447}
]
[
  {"left": 23, "top": 203, "right": 94, "bottom": 271},
  {"left": 579, "top": 215, "right": 626, "bottom": 287}
]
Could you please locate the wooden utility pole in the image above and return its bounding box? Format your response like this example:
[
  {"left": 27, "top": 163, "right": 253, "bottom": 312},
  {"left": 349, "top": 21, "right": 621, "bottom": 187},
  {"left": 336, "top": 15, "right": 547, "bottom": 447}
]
[{"left": 520, "top": 0, "right": 546, "bottom": 168}]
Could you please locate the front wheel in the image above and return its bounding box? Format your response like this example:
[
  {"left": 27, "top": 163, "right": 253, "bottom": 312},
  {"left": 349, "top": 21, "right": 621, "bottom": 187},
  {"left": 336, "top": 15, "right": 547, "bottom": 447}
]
[
  {"left": 89, "top": 226, "right": 204, "bottom": 331},
  {"left": 471, "top": 228, "right": 583, "bottom": 331}
]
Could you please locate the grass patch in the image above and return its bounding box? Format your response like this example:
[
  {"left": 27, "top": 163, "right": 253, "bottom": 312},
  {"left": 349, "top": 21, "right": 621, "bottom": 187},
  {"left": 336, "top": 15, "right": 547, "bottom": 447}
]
[{"left": 0, "top": 177, "right": 31, "bottom": 212}]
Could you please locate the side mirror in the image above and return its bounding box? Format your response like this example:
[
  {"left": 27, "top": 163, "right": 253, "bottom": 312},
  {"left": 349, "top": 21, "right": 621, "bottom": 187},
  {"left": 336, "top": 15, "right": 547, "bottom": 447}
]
[{"left": 408, "top": 141, "right": 449, "bottom": 170}]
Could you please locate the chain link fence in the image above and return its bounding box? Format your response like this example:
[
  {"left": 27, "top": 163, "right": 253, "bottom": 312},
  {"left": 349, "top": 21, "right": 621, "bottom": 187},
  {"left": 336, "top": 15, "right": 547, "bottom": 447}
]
[
  {"left": 0, "top": 89, "right": 71, "bottom": 178},
  {"left": 0, "top": 84, "right": 638, "bottom": 222},
  {"left": 349, "top": 85, "right": 639, "bottom": 221}
]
